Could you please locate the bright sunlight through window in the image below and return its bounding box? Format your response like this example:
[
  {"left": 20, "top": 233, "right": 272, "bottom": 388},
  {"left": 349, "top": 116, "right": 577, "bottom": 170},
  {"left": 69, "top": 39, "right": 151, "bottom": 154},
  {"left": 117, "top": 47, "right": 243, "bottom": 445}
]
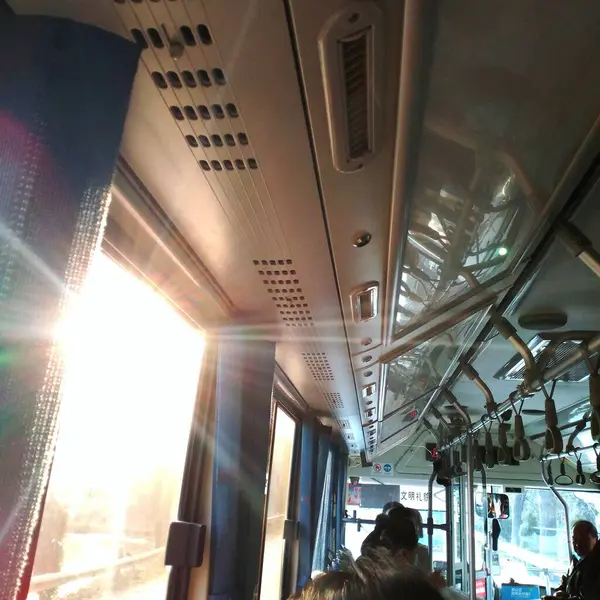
[{"left": 29, "top": 252, "right": 205, "bottom": 600}]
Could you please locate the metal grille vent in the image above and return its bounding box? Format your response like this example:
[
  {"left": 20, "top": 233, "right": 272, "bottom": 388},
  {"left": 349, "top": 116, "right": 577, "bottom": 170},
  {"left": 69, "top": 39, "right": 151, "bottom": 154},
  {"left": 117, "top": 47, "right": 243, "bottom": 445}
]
[
  {"left": 494, "top": 334, "right": 597, "bottom": 383},
  {"left": 302, "top": 352, "right": 334, "bottom": 381},
  {"left": 337, "top": 419, "right": 351, "bottom": 430},
  {"left": 341, "top": 31, "right": 370, "bottom": 159},
  {"left": 324, "top": 392, "right": 343, "bottom": 410},
  {"left": 254, "top": 259, "right": 313, "bottom": 327},
  {"left": 318, "top": 3, "right": 382, "bottom": 173}
]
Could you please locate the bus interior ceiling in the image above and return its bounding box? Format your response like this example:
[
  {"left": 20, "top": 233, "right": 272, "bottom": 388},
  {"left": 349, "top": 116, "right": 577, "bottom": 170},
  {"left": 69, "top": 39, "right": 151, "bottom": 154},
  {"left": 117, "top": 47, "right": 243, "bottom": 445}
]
[{"left": 9, "top": 0, "right": 600, "bottom": 483}]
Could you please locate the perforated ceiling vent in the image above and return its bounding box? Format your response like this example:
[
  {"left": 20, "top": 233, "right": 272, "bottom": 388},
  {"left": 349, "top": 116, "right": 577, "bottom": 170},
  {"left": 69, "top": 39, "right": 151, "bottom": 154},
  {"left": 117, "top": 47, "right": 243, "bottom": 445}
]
[
  {"left": 318, "top": 3, "right": 383, "bottom": 172},
  {"left": 494, "top": 334, "right": 597, "bottom": 383},
  {"left": 337, "top": 419, "right": 351, "bottom": 430},
  {"left": 254, "top": 259, "right": 313, "bottom": 327},
  {"left": 324, "top": 392, "right": 344, "bottom": 410},
  {"left": 303, "top": 352, "right": 334, "bottom": 381}
]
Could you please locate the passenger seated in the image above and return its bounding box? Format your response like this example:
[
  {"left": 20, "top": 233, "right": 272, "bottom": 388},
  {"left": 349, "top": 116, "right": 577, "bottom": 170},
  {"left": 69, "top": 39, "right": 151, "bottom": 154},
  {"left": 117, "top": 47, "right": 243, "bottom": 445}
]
[
  {"left": 290, "top": 548, "right": 444, "bottom": 600},
  {"left": 548, "top": 520, "right": 600, "bottom": 600}
]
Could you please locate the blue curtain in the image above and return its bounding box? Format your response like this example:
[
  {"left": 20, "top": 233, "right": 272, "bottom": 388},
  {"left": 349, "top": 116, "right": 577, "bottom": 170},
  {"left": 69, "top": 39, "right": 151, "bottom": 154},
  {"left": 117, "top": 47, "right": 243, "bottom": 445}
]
[
  {"left": 336, "top": 451, "right": 348, "bottom": 551},
  {"left": 208, "top": 337, "right": 276, "bottom": 600},
  {"left": 0, "top": 15, "right": 139, "bottom": 598},
  {"left": 297, "top": 419, "right": 316, "bottom": 590}
]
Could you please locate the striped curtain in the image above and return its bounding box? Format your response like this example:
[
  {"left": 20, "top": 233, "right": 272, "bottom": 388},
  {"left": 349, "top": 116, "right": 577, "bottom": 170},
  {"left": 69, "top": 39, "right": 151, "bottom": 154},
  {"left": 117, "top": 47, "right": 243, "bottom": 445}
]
[{"left": 0, "top": 15, "right": 139, "bottom": 599}]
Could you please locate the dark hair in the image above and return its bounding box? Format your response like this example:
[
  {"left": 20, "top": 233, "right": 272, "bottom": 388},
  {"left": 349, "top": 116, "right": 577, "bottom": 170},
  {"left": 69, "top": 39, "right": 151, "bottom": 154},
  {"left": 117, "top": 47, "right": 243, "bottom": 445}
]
[
  {"left": 290, "top": 549, "right": 443, "bottom": 600},
  {"left": 573, "top": 520, "right": 599, "bottom": 539},
  {"left": 383, "top": 501, "right": 403, "bottom": 513},
  {"left": 361, "top": 512, "right": 418, "bottom": 555}
]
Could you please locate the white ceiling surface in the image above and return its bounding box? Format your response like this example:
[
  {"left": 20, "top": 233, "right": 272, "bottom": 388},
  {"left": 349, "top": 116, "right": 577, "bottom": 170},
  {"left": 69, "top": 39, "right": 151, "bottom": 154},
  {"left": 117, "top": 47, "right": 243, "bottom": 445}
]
[
  {"left": 11, "top": 0, "right": 600, "bottom": 462},
  {"left": 8, "top": 0, "right": 409, "bottom": 454}
]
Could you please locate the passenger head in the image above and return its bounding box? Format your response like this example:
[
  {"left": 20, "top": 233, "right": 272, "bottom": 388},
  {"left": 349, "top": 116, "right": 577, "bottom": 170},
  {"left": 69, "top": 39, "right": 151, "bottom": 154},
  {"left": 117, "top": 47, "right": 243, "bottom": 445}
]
[
  {"left": 572, "top": 520, "right": 598, "bottom": 557},
  {"left": 383, "top": 501, "right": 403, "bottom": 513},
  {"left": 362, "top": 512, "right": 418, "bottom": 564},
  {"left": 290, "top": 549, "right": 443, "bottom": 600}
]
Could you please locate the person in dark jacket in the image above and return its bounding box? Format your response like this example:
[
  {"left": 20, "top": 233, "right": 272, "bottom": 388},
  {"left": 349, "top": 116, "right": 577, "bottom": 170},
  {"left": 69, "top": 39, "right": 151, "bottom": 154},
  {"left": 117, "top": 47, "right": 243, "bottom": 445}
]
[{"left": 550, "top": 520, "right": 600, "bottom": 600}]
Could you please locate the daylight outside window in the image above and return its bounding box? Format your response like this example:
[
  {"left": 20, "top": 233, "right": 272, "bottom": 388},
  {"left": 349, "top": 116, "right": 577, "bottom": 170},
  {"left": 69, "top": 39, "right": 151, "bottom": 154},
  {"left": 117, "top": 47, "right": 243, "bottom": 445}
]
[
  {"left": 29, "top": 252, "right": 205, "bottom": 600},
  {"left": 474, "top": 487, "right": 600, "bottom": 592}
]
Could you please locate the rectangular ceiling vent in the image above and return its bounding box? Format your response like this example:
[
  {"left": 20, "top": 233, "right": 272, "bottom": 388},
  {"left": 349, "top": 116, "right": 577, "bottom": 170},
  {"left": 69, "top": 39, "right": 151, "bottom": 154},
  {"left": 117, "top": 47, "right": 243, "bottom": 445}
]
[
  {"left": 302, "top": 352, "right": 334, "bottom": 381},
  {"left": 324, "top": 392, "right": 344, "bottom": 410},
  {"left": 341, "top": 32, "right": 370, "bottom": 160},
  {"left": 319, "top": 3, "right": 383, "bottom": 173},
  {"left": 494, "top": 333, "right": 597, "bottom": 383},
  {"left": 337, "top": 419, "right": 351, "bottom": 430},
  {"left": 254, "top": 259, "right": 313, "bottom": 327}
]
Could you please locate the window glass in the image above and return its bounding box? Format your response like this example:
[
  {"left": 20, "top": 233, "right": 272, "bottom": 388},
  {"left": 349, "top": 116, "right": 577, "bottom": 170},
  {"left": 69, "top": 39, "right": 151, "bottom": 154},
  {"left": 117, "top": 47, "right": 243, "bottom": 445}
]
[
  {"left": 343, "top": 481, "right": 447, "bottom": 569},
  {"left": 487, "top": 489, "right": 600, "bottom": 592},
  {"left": 260, "top": 407, "right": 297, "bottom": 600},
  {"left": 29, "top": 253, "right": 205, "bottom": 600},
  {"left": 453, "top": 481, "right": 463, "bottom": 563}
]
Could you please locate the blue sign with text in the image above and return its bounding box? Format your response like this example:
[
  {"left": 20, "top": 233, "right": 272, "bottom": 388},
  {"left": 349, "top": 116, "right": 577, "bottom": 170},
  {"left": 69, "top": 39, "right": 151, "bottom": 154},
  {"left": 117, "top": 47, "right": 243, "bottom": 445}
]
[{"left": 501, "top": 586, "right": 540, "bottom": 600}]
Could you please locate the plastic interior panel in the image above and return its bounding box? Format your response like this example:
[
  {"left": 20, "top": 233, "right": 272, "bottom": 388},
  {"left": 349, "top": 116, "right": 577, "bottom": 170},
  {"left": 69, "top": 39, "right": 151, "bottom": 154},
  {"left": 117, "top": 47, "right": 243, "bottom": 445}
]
[
  {"left": 391, "top": 0, "right": 600, "bottom": 342},
  {"left": 8, "top": 0, "right": 367, "bottom": 451}
]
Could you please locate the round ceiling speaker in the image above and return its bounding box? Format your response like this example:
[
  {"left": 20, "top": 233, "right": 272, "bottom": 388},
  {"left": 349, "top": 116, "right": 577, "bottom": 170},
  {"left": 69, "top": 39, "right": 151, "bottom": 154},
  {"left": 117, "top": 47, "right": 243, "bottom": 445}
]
[
  {"left": 522, "top": 409, "right": 545, "bottom": 416},
  {"left": 518, "top": 311, "right": 567, "bottom": 331}
]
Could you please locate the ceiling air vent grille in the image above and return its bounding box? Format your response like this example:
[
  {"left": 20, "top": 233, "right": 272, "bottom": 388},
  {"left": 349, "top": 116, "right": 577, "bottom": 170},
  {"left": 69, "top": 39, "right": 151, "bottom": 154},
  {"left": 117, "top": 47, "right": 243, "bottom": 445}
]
[
  {"left": 494, "top": 334, "right": 597, "bottom": 383},
  {"left": 302, "top": 352, "right": 334, "bottom": 381},
  {"left": 324, "top": 392, "right": 344, "bottom": 410},
  {"left": 341, "top": 31, "right": 370, "bottom": 160},
  {"left": 337, "top": 419, "right": 351, "bottom": 430},
  {"left": 319, "top": 3, "right": 383, "bottom": 173},
  {"left": 254, "top": 259, "right": 314, "bottom": 327}
]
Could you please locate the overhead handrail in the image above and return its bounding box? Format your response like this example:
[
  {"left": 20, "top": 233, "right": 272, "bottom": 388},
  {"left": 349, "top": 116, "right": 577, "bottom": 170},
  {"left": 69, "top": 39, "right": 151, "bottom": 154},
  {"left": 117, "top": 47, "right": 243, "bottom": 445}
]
[
  {"left": 490, "top": 314, "right": 537, "bottom": 387},
  {"left": 510, "top": 393, "right": 531, "bottom": 461},
  {"left": 439, "top": 332, "right": 600, "bottom": 452},
  {"left": 575, "top": 454, "right": 587, "bottom": 486},
  {"left": 460, "top": 362, "right": 497, "bottom": 411},
  {"left": 529, "top": 416, "right": 590, "bottom": 442},
  {"left": 541, "top": 380, "right": 563, "bottom": 454},
  {"left": 565, "top": 414, "right": 590, "bottom": 452},
  {"left": 554, "top": 459, "right": 574, "bottom": 486},
  {"left": 540, "top": 442, "right": 598, "bottom": 462}
]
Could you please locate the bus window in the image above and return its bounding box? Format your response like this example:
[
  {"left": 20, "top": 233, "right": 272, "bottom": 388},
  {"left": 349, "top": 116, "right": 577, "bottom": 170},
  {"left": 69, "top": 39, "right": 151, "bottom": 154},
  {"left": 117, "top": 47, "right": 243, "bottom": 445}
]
[
  {"left": 30, "top": 252, "right": 205, "bottom": 600},
  {"left": 485, "top": 488, "right": 600, "bottom": 592},
  {"left": 259, "top": 407, "right": 297, "bottom": 600},
  {"left": 343, "top": 481, "right": 447, "bottom": 565}
]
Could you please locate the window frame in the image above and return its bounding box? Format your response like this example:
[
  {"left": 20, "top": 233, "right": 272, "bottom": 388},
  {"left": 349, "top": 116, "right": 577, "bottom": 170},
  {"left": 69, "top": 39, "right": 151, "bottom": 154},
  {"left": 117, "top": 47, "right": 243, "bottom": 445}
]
[{"left": 257, "top": 398, "right": 302, "bottom": 600}]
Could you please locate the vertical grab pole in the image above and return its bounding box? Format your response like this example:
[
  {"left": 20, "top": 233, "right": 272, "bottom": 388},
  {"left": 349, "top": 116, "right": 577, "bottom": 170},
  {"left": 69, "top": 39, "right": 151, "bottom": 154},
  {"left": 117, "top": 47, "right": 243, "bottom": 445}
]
[
  {"left": 427, "top": 469, "right": 436, "bottom": 571},
  {"left": 446, "top": 484, "right": 454, "bottom": 585},
  {"left": 478, "top": 460, "right": 490, "bottom": 600},
  {"left": 466, "top": 435, "right": 477, "bottom": 600},
  {"left": 540, "top": 460, "right": 573, "bottom": 559},
  {"left": 446, "top": 391, "right": 476, "bottom": 600}
]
